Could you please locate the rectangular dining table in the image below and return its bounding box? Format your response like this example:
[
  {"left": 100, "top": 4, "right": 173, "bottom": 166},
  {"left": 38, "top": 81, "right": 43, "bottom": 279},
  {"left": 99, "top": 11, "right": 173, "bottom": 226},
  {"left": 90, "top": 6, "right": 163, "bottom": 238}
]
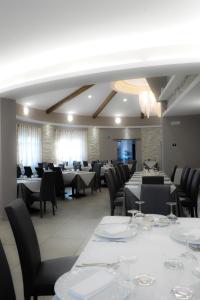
[{"left": 54, "top": 216, "right": 200, "bottom": 300}]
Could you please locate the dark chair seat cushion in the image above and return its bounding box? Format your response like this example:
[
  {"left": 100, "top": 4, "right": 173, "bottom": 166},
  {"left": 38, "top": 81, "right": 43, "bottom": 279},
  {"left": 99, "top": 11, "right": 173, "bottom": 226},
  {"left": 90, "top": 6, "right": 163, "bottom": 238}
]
[
  {"left": 33, "top": 256, "right": 78, "bottom": 295},
  {"left": 179, "top": 197, "right": 192, "bottom": 207}
]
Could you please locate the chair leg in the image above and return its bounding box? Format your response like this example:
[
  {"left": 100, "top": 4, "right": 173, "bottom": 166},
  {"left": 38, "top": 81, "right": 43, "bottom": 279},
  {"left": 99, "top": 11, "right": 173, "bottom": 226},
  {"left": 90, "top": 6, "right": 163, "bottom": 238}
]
[
  {"left": 195, "top": 205, "right": 198, "bottom": 218},
  {"left": 43, "top": 201, "right": 46, "bottom": 213},
  {"left": 191, "top": 207, "right": 194, "bottom": 218},
  {"left": 33, "top": 296, "right": 38, "bottom": 300},
  {"left": 40, "top": 201, "right": 43, "bottom": 218},
  {"left": 52, "top": 203, "right": 55, "bottom": 216}
]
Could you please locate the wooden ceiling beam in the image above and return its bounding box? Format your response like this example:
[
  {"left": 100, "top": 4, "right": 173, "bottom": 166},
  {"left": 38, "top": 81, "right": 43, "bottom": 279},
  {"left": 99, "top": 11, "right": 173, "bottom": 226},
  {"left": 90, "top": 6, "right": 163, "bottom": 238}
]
[
  {"left": 46, "top": 84, "right": 94, "bottom": 114},
  {"left": 92, "top": 90, "right": 117, "bottom": 118}
]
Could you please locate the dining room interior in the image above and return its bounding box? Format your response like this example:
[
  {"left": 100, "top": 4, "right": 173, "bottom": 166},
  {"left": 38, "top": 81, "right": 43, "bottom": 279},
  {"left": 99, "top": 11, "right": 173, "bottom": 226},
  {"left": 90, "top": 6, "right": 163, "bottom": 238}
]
[{"left": 1, "top": 1, "right": 200, "bottom": 300}]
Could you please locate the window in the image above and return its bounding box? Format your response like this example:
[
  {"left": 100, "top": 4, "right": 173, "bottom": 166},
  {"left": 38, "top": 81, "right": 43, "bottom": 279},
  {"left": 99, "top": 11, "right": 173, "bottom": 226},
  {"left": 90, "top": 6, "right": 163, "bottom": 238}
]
[
  {"left": 17, "top": 124, "right": 42, "bottom": 167},
  {"left": 55, "top": 128, "right": 88, "bottom": 165}
]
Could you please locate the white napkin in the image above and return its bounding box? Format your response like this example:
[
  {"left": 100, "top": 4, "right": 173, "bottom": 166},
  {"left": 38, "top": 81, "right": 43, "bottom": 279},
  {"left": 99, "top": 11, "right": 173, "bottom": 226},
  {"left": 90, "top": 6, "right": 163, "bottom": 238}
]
[{"left": 68, "top": 270, "right": 114, "bottom": 300}]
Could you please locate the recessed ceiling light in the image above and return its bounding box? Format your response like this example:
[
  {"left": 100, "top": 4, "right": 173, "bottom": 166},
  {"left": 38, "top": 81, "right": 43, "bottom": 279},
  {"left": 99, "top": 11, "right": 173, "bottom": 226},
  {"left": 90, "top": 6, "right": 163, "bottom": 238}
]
[
  {"left": 67, "top": 114, "right": 73, "bottom": 122},
  {"left": 123, "top": 98, "right": 127, "bottom": 102},
  {"left": 23, "top": 106, "right": 29, "bottom": 116},
  {"left": 115, "top": 117, "right": 121, "bottom": 124},
  {"left": 88, "top": 95, "right": 92, "bottom": 99},
  {"left": 25, "top": 102, "right": 31, "bottom": 106}
]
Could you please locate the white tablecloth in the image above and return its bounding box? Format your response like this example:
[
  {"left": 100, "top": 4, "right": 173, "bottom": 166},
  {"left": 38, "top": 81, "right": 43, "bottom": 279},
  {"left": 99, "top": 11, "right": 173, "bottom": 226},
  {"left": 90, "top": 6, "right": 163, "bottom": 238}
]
[
  {"left": 17, "top": 178, "right": 41, "bottom": 192},
  {"left": 101, "top": 165, "right": 114, "bottom": 176},
  {"left": 125, "top": 172, "right": 176, "bottom": 199},
  {"left": 62, "top": 171, "right": 95, "bottom": 186},
  {"left": 55, "top": 217, "right": 200, "bottom": 300}
]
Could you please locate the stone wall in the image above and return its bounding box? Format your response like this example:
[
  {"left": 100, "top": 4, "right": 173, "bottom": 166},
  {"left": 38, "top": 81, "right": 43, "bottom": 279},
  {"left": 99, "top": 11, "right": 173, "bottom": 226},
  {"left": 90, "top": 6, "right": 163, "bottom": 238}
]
[
  {"left": 87, "top": 127, "right": 100, "bottom": 161},
  {"left": 42, "top": 124, "right": 55, "bottom": 162},
  {"left": 141, "top": 127, "right": 162, "bottom": 168}
]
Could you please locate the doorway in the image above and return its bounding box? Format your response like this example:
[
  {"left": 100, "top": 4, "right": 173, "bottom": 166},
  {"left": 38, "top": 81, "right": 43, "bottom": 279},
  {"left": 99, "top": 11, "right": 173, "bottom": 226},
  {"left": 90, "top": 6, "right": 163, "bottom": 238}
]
[{"left": 117, "top": 139, "right": 136, "bottom": 162}]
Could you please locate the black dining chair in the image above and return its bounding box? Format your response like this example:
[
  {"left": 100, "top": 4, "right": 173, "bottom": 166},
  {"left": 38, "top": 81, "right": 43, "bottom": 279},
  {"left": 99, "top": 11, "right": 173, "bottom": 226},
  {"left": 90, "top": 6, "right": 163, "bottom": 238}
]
[
  {"left": 130, "top": 160, "right": 137, "bottom": 175},
  {"left": 105, "top": 171, "right": 124, "bottom": 216},
  {"left": 24, "top": 166, "right": 33, "bottom": 178},
  {"left": 114, "top": 166, "right": 124, "bottom": 188},
  {"left": 179, "top": 170, "right": 200, "bottom": 217},
  {"left": 17, "top": 165, "right": 22, "bottom": 178},
  {"left": 5, "top": 199, "right": 78, "bottom": 300},
  {"left": 170, "top": 165, "right": 178, "bottom": 182},
  {"left": 178, "top": 169, "right": 196, "bottom": 198},
  {"left": 176, "top": 167, "right": 191, "bottom": 192},
  {"left": 0, "top": 240, "right": 16, "bottom": 300},
  {"left": 58, "top": 164, "right": 65, "bottom": 170},
  {"left": 109, "top": 168, "right": 124, "bottom": 196},
  {"left": 93, "top": 163, "right": 101, "bottom": 191},
  {"left": 38, "top": 163, "right": 43, "bottom": 168},
  {"left": 48, "top": 163, "right": 54, "bottom": 170},
  {"left": 140, "top": 184, "right": 171, "bottom": 215},
  {"left": 29, "top": 172, "right": 56, "bottom": 217},
  {"left": 35, "top": 167, "right": 44, "bottom": 178},
  {"left": 83, "top": 161, "right": 88, "bottom": 167},
  {"left": 53, "top": 167, "right": 65, "bottom": 196},
  {"left": 142, "top": 176, "right": 164, "bottom": 184}
]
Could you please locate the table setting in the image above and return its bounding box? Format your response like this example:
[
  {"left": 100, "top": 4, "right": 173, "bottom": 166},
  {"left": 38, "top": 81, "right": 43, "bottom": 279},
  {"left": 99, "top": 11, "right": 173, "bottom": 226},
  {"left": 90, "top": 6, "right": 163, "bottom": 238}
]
[{"left": 54, "top": 213, "right": 200, "bottom": 300}]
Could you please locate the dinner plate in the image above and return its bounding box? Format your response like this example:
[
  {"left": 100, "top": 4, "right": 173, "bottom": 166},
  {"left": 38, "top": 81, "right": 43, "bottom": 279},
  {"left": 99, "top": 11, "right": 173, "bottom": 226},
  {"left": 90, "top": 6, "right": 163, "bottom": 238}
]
[
  {"left": 171, "top": 226, "right": 200, "bottom": 246},
  {"left": 54, "top": 268, "right": 131, "bottom": 300},
  {"left": 95, "top": 223, "right": 137, "bottom": 239}
]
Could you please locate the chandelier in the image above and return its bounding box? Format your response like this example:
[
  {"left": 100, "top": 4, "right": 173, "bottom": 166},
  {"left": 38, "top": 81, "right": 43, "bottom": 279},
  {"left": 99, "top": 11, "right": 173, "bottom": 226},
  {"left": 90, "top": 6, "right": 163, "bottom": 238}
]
[{"left": 114, "top": 78, "right": 161, "bottom": 118}]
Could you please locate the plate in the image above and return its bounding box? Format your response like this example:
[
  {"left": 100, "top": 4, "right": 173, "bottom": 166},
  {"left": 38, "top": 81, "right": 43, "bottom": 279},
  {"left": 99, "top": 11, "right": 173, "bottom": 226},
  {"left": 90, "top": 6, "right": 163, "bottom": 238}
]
[
  {"left": 144, "top": 214, "right": 170, "bottom": 227},
  {"left": 95, "top": 223, "right": 137, "bottom": 239},
  {"left": 171, "top": 227, "right": 200, "bottom": 246},
  {"left": 55, "top": 268, "right": 131, "bottom": 300}
]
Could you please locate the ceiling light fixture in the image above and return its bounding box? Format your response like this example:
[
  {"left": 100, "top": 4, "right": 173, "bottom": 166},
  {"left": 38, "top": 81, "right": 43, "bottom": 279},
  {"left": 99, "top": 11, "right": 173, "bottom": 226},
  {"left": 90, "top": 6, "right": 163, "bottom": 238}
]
[
  {"left": 115, "top": 117, "right": 121, "bottom": 124},
  {"left": 88, "top": 95, "right": 92, "bottom": 99},
  {"left": 114, "top": 78, "right": 161, "bottom": 118},
  {"left": 123, "top": 98, "right": 127, "bottom": 102},
  {"left": 67, "top": 114, "right": 73, "bottom": 122},
  {"left": 23, "top": 106, "right": 29, "bottom": 116}
]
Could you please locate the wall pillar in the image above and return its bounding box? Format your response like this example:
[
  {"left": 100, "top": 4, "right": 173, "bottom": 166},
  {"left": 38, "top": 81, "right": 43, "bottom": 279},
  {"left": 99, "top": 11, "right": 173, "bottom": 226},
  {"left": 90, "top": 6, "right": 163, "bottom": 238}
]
[
  {"left": 0, "top": 98, "right": 16, "bottom": 217},
  {"left": 42, "top": 124, "right": 55, "bottom": 162},
  {"left": 87, "top": 127, "right": 100, "bottom": 161}
]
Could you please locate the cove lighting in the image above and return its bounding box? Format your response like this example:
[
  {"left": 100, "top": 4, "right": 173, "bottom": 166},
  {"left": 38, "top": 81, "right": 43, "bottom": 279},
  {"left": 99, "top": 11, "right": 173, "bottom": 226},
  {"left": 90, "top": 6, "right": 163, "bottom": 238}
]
[
  {"left": 67, "top": 114, "right": 73, "bottom": 122},
  {"left": 23, "top": 106, "right": 29, "bottom": 116},
  {"left": 115, "top": 117, "right": 121, "bottom": 124}
]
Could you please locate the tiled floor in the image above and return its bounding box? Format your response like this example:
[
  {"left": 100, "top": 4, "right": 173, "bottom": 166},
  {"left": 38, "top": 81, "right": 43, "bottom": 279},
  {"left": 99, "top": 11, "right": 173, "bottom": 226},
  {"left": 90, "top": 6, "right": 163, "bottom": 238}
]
[{"left": 0, "top": 187, "right": 110, "bottom": 300}]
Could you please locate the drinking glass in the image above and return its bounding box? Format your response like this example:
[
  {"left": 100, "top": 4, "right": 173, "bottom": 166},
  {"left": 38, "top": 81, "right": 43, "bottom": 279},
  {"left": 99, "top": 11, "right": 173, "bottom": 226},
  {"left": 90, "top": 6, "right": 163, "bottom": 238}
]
[
  {"left": 135, "top": 201, "right": 145, "bottom": 218},
  {"left": 166, "top": 201, "right": 177, "bottom": 223}
]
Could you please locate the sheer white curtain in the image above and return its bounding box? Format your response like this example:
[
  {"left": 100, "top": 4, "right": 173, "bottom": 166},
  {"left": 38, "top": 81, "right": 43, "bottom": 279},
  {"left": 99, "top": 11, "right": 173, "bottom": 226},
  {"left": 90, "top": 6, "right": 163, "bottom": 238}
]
[
  {"left": 54, "top": 128, "right": 88, "bottom": 165},
  {"left": 17, "top": 124, "right": 42, "bottom": 166}
]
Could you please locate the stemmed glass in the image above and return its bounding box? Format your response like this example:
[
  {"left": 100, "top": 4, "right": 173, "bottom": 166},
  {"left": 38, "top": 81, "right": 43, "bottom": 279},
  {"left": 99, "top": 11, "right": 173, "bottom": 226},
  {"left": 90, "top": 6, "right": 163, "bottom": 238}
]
[
  {"left": 135, "top": 201, "right": 145, "bottom": 218},
  {"left": 127, "top": 209, "right": 139, "bottom": 225},
  {"left": 166, "top": 201, "right": 177, "bottom": 223}
]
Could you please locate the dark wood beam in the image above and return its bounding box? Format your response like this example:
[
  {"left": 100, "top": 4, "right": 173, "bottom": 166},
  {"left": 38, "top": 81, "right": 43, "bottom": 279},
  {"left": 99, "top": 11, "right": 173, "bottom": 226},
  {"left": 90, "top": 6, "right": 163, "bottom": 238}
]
[
  {"left": 46, "top": 84, "right": 94, "bottom": 114},
  {"left": 92, "top": 90, "right": 117, "bottom": 118}
]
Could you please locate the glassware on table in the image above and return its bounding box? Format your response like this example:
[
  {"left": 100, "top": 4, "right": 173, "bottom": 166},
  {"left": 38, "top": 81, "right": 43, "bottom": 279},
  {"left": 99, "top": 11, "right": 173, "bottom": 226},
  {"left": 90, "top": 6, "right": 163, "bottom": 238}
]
[
  {"left": 166, "top": 201, "right": 177, "bottom": 223},
  {"left": 134, "top": 274, "right": 155, "bottom": 286},
  {"left": 135, "top": 201, "right": 145, "bottom": 218},
  {"left": 118, "top": 256, "right": 137, "bottom": 289},
  {"left": 127, "top": 209, "right": 139, "bottom": 224},
  {"left": 171, "top": 286, "right": 193, "bottom": 299}
]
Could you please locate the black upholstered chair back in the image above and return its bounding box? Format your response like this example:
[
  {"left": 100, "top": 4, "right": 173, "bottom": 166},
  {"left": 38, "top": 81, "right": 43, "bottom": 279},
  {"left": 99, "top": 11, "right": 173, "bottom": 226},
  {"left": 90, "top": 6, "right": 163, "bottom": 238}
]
[
  {"left": 0, "top": 240, "right": 16, "bottom": 300},
  {"left": 40, "top": 172, "right": 56, "bottom": 204},
  {"left": 140, "top": 184, "right": 171, "bottom": 215},
  {"left": 58, "top": 164, "right": 64, "bottom": 170},
  {"left": 24, "top": 166, "right": 33, "bottom": 178},
  {"left": 130, "top": 160, "right": 137, "bottom": 174},
  {"left": 119, "top": 165, "right": 126, "bottom": 183},
  {"left": 180, "top": 167, "right": 190, "bottom": 188},
  {"left": 35, "top": 167, "right": 44, "bottom": 178},
  {"left": 170, "top": 165, "right": 178, "bottom": 182},
  {"left": 142, "top": 176, "right": 164, "bottom": 184},
  {"left": 5, "top": 199, "right": 41, "bottom": 297},
  {"left": 17, "top": 165, "right": 22, "bottom": 178},
  {"left": 110, "top": 168, "right": 119, "bottom": 188},
  {"left": 83, "top": 161, "right": 88, "bottom": 167},
  {"left": 123, "top": 164, "right": 130, "bottom": 181},
  {"left": 185, "top": 169, "right": 196, "bottom": 195},
  {"left": 189, "top": 170, "right": 200, "bottom": 204},
  {"left": 53, "top": 167, "right": 65, "bottom": 196},
  {"left": 48, "top": 163, "right": 54, "bottom": 170},
  {"left": 114, "top": 166, "right": 124, "bottom": 187},
  {"left": 93, "top": 163, "right": 101, "bottom": 190},
  {"left": 38, "top": 162, "right": 43, "bottom": 168}
]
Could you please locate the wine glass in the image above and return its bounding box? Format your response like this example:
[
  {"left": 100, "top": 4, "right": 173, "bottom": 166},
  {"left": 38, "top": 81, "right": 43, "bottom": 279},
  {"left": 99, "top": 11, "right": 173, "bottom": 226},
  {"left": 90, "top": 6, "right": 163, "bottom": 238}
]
[
  {"left": 127, "top": 209, "right": 139, "bottom": 224},
  {"left": 135, "top": 201, "right": 145, "bottom": 218},
  {"left": 166, "top": 201, "right": 177, "bottom": 223}
]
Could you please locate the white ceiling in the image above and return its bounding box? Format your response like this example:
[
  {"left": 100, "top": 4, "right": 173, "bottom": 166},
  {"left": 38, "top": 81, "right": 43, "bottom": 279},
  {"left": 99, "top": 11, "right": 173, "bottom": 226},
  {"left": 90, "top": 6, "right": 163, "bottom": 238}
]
[
  {"left": 17, "top": 82, "right": 141, "bottom": 117},
  {"left": 1, "top": 0, "right": 200, "bottom": 118},
  {"left": 1, "top": 0, "right": 200, "bottom": 95}
]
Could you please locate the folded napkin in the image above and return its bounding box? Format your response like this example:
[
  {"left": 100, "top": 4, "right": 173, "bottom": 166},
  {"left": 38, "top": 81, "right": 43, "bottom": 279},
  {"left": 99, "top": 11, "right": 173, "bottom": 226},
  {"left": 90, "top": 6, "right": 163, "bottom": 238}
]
[{"left": 68, "top": 270, "right": 114, "bottom": 300}]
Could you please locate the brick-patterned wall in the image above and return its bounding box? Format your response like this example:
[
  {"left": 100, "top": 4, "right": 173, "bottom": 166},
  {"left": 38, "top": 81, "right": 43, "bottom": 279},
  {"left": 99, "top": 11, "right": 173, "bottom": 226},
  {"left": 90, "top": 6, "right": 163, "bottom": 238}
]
[
  {"left": 42, "top": 124, "right": 55, "bottom": 162},
  {"left": 87, "top": 127, "right": 100, "bottom": 161},
  {"left": 141, "top": 127, "right": 162, "bottom": 168}
]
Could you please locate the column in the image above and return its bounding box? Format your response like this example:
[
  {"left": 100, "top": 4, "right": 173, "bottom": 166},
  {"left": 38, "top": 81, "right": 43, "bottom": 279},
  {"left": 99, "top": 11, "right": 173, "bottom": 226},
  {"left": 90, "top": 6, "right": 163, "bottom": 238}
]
[{"left": 0, "top": 98, "right": 16, "bottom": 217}]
